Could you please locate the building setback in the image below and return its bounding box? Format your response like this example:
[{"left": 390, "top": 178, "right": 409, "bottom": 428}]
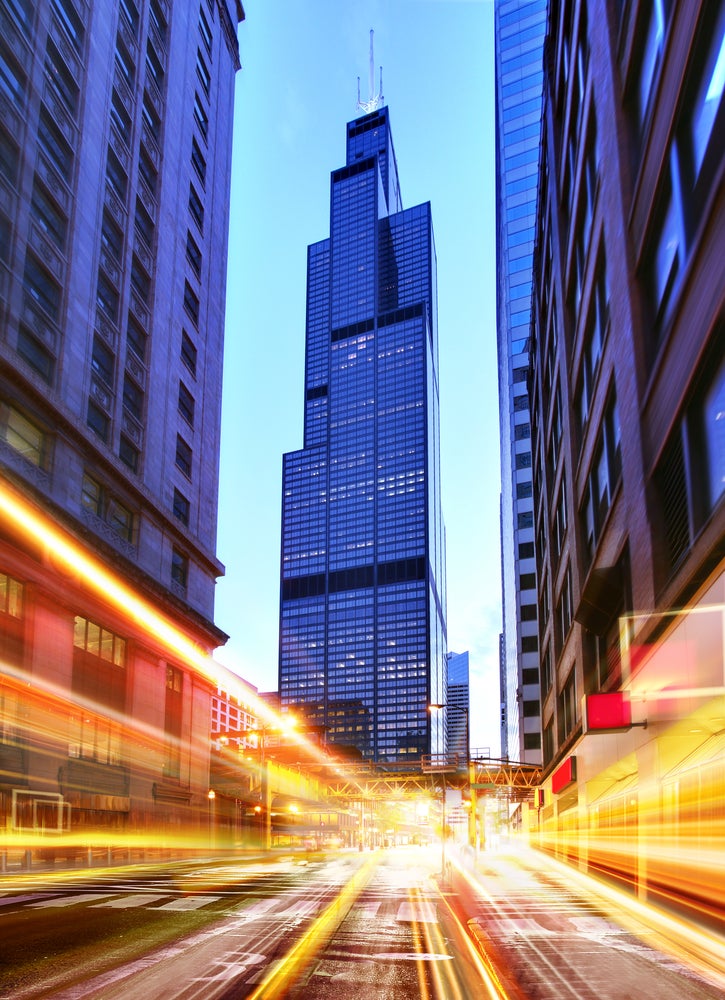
[
  {"left": 278, "top": 105, "right": 447, "bottom": 764},
  {"left": 494, "top": 0, "right": 548, "bottom": 764},
  {"left": 529, "top": 0, "right": 724, "bottom": 904},
  {"left": 0, "top": 0, "right": 243, "bottom": 840}
]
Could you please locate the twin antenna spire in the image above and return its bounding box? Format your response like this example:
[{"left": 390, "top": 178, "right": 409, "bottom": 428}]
[{"left": 357, "top": 28, "right": 384, "bottom": 114}]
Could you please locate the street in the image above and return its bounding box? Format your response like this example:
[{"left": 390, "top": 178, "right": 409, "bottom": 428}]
[{"left": 0, "top": 845, "right": 723, "bottom": 998}]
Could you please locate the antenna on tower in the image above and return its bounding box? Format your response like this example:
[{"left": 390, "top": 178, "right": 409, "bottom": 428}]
[{"left": 356, "top": 28, "right": 383, "bottom": 114}]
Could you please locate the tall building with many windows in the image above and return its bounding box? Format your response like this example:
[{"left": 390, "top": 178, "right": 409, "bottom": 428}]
[
  {"left": 529, "top": 0, "right": 724, "bottom": 901},
  {"left": 494, "top": 0, "right": 547, "bottom": 763},
  {"left": 278, "top": 106, "right": 447, "bottom": 764},
  {"left": 0, "top": 0, "right": 243, "bottom": 839}
]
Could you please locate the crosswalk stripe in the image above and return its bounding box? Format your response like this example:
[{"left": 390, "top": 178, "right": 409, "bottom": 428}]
[
  {"left": 396, "top": 901, "right": 437, "bottom": 923},
  {"left": 156, "top": 895, "right": 220, "bottom": 911},
  {"left": 29, "top": 893, "right": 118, "bottom": 908},
  {"left": 90, "top": 894, "right": 168, "bottom": 908}
]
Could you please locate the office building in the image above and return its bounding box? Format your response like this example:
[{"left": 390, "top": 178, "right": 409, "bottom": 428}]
[
  {"left": 278, "top": 105, "right": 447, "bottom": 763},
  {"left": 0, "top": 0, "right": 243, "bottom": 840},
  {"left": 529, "top": 0, "right": 724, "bottom": 908},
  {"left": 446, "top": 650, "right": 470, "bottom": 762},
  {"left": 494, "top": 0, "right": 548, "bottom": 764}
]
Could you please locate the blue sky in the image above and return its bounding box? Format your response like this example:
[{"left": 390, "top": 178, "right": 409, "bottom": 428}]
[{"left": 214, "top": 0, "right": 502, "bottom": 752}]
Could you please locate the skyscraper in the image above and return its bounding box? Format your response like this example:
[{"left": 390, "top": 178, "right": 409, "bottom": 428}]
[
  {"left": 446, "top": 650, "right": 470, "bottom": 762},
  {"left": 0, "top": 0, "right": 243, "bottom": 837},
  {"left": 278, "top": 105, "right": 447, "bottom": 764},
  {"left": 494, "top": 0, "right": 547, "bottom": 764}
]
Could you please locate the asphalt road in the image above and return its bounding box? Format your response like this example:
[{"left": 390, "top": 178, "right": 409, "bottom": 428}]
[{"left": 0, "top": 845, "right": 723, "bottom": 999}]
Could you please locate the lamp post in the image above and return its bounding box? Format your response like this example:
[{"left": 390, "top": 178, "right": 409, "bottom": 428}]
[{"left": 429, "top": 702, "right": 471, "bottom": 878}]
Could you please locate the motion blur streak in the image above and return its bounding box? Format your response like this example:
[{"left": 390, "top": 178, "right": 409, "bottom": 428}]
[
  {"left": 0, "top": 479, "right": 350, "bottom": 774},
  {"left": 540, "top": 847, "right": 725, "bottom": 987},
  {"left": 245, "top": 853, "right": 379, "bottom": 999},
  {"left": 433, "top": 876, "right": 511, "bottom": 1000}
]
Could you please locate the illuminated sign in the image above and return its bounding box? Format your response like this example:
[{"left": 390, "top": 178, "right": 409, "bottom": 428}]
[
  {"left": 551, "top": 756, "right": 576, "bottom": 794},
  {"left": 584, "top": 691, "right": 632, "bottom": 732}
]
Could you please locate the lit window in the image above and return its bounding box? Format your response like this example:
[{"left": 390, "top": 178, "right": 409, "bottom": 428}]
[
  {"left": 0, "top": 402, "right": 46, "bottom": 467},
  {"left": 691, "top": 7, "right": 725, "bottom": 176}
]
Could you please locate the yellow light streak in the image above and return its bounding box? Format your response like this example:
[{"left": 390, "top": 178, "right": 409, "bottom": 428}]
[{"left": 245, "top": 853, "right": 379, "bottom": 999}]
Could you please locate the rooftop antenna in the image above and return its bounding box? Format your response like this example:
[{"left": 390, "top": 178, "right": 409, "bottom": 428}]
[{"left": 357, "top": 28, "right": 383, "bottom": 114}]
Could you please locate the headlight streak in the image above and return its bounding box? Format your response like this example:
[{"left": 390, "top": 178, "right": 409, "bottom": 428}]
[
  {"left": 0, "top": 479, "right": 369, "bottom": 806},
  {"left": 430, "top": 870, "right": 512, "bottom": 1000},
  {"left": 244, "top": 853, "right": 379, "bottom": 999}
]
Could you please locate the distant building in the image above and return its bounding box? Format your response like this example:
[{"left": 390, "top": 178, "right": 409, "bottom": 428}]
[
  {"left": 0, "top": 0, "right": 244, "bottom": 843},
  {"left": 494, "top": 0, "right": 548, "bottom": 764},
  {"left": 278, "top": 105, "right": 448, "bottom": 763},
  {"left": 529, "top": 0, "right": 724, "bottom": 902},
  {"left": 446, "top": 650, "right": 470, "bottom": 762}
]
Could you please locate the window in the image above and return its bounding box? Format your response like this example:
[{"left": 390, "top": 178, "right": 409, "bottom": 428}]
[
  {"left": 45, "top": 40, "right": 79, "bottom": 117},
  {"left": 178, "top": 382, "right": 194, "bottom": 426},
  {"left": 30, "top": 182, "right": 67, "bottom": 251},
  {"left": 164, "top": 664, "right": 183, "bottom": 778},
  {"left": 522, "top": 636, "right": 538, "bottom": 654},
  {"left": 130, "top": 258, "right": 150, "bottom": 304},
  {"left": 191, "top": 138, "right": 206, "bottom": 185},
  {"left": 101, "top": 210, "right": 123, "bottom": 263},
  {"left": 189, "top": 184, "right": 204, "bottom": 231},
  {"left": 38, "top": 108, "right": 73, "bottom": 182},
  {"left": 122, "top": 373, "right": 143, "bottom": 421},
  {"left": 81, "top": 474, "right": 135, "bottom": 541},
  {"left": 513, "top": 394, "right": 529, "bottom": 412},
  {"left": 516, "top": 481, "right": 533, "bottom": 499},
  {"left": 196, "top": 49, "right": 210, "bottom": 95},
  {"left": 0, "top": 402, "right": 46, "bottom": 467},
  {"left": 110, "top": 89, "right": 132, "bottom": 145},
  {"left": 193, "top": 92, "right": 208, "bottom": 140},
  {"left": 541, "top": 645, "right": 552, "bottom": 696},
  {"left": 515, "top": 451, "right": 532, "bottom": 469},
  {"left": 690, "top": 8, "right": 725, "bottom": 178},
  {"left": 173, "top": 488, "right": 190, "bottom": 525},
  {"left": 183, "top": 280, "right": 199, "bottom": 324},
  {"left": 0, "top": 44, "right": 26, "bottom": 107},
  {"left": 5, "top": 0, "right": 32, "bottom": 33},
  {"left": 119, "top": 0, "right": 139, "bottom": 37},
  {"left": 51, "top": 0, "right": 85, "bottom": 54},
  {"left": 519, "top": 541, "right": 534, "bottom": 559},
  {"left": 518, "top": 511, "right": 533, "bottom": 530},
  {"left": 556, "top": 565, "right": 573, "bottom": 649},
  {"left": 24, "top": 253, "right": 61, "bottom": 321},
  {"left": 181, "top": 331, "right": 197, "bottom": 375},
  {"left": 73, "top": 615, "right": 126, "bottom": 712},
  {"left": 86, "top": 399, "right": 109, "bottom": 441},
  {"left": 119, "top": 435, "right": 138, "bottom": 471},
  {"left": 649, "top": 171, "right": 683, "bottom": 319},
  {"left": 142, "top": 93, "right": 160, "bottom": 141},
  {"left": 126, "top": 314, "right": 147, "bottom": 362},
  {"left": 149, "top": 0, "right": 167, "bottom": 43},
  {"left": 91, "top": 335, "right": 114, "bottom": 385},
  {"left": 635, "top": 0, "right": 665, "bottom": 127},
  {"left": 175, "top": 434, "right": 192, "bottom": 477},
  {"left": 0, "top": 129, "right": 18, "bottom": 185},
  {"left": 514, "top": 422, "right": 531, "bottom": 440},
  {"left": 0, "top": 571, "right": 23, "bottom": 618},
  {"left": 557, "top": 666, "right": 577, "bottom": 742},
  {"left": 581, "top": 392, "right": 622, "bottom": 558},
  {"left": 17, "top": 326, "right": 54, "bottom": 383},
  {"left": 145, "top": 41, "right": 164, "bottom": 91},
  {"left": 198, "top": 5, "right": 212, "bottom": 51},
  {"left": 552, "top": 479, "right": 567, "bottom": 565},
  {"left": 138, "top": 146, "right": 157, "bottom": 196},
  {"left": 702, "top": 353, "right": 725, "bottom": 511},
  {"left": 96, "top": 270, "right": 119, "bottom": 323},
  {"left": 171, "top": 548, "right": 188, "bottom": 588},
  {"left": 577, "top": 255, "right": 608, "bottom": 430},
  {"left": 106, "top": 148, "right": 128, "bottom": 201},
  {"left": 186, "top": 230, "right": 201, "bottom": 277},
  {"left": 115, "top": 35, "right": 135, "bottom": 88}
]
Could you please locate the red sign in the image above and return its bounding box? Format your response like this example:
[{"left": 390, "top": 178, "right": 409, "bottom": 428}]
[
  {"left": 585, "top": 692, "right": 632, "bottom": 732},
  {"left": 551, "top": 756, "right": 576, "bottom": 794}
]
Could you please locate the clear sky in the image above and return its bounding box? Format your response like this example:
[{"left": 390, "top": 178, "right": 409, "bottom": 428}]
[{"left": 214, "top": 0, "right": 502, "bottom": 753}]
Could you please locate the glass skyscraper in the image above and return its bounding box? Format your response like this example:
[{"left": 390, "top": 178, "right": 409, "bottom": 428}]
[
  {"left": 278, "top": 106, "right": 447, "bottom": 764},
  {"left": 495, "top": 0, "right": 547, "bottom": 764}
]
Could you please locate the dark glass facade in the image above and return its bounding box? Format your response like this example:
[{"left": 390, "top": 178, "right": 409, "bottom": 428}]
[{"left": 279, "top": 108, "right": 447, "bottom": 763}]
